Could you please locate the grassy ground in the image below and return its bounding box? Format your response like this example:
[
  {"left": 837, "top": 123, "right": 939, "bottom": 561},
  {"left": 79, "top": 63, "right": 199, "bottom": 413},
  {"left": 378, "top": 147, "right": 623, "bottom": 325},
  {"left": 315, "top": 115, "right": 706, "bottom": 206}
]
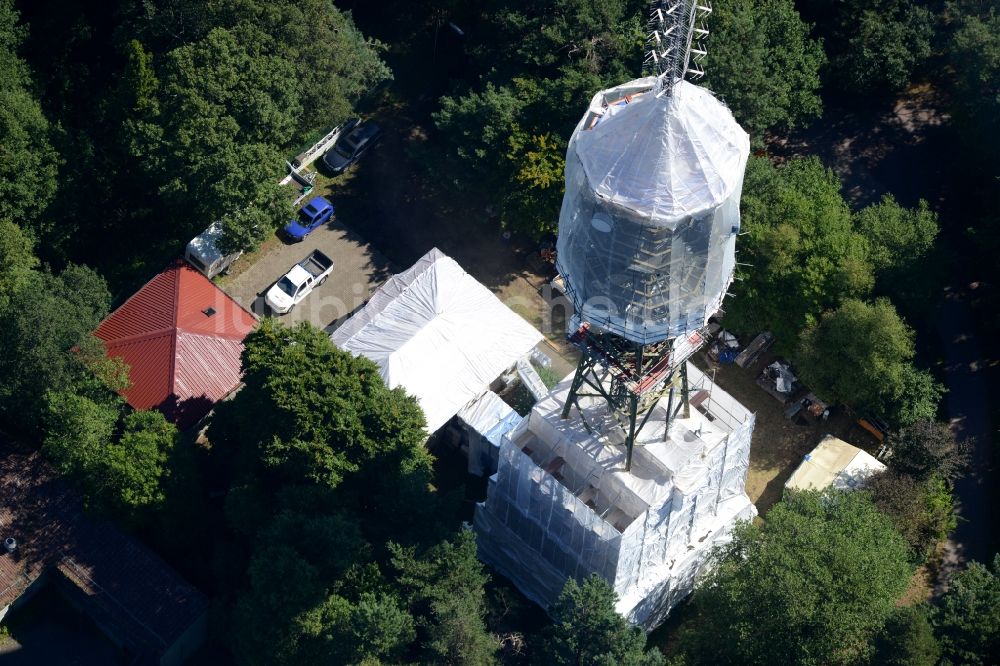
[{"left": 692, "top": 349, "right": 882, "bottom": 515}]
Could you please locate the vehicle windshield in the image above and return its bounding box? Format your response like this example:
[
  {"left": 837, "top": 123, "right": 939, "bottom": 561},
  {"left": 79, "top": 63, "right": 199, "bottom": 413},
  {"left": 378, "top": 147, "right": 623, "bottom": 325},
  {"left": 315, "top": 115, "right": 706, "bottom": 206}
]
[
  {"left": 335, "top": 136, "right": 360, "bottom": 158},
  {"left": 276, "top": 277, "right": 297, "bottom": 297},
  {"left": 296, "top": 208, "right": 316, "bottom": 224}
]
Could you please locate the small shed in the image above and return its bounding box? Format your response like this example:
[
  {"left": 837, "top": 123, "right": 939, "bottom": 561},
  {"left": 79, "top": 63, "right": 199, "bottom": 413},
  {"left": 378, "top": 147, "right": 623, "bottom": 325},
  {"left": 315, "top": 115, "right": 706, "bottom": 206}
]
[{"left": 785, "top": 435, "right": 886, "bottom": 492}]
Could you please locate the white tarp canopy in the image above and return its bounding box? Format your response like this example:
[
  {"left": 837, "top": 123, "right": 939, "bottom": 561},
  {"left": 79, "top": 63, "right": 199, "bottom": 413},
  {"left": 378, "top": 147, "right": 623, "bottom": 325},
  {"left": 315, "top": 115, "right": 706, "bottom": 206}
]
[
  {"left": 331, "top": 248, "right": 542, "bottom": 433},
  {"left": 573, "top": 78, "right": 749, "bottom": 225},
  {"left": 458, "top": 390, "right": 523, "bottom": 477},
  {"left": 785, "top": 435, "right": 887, "bottom": 492}
]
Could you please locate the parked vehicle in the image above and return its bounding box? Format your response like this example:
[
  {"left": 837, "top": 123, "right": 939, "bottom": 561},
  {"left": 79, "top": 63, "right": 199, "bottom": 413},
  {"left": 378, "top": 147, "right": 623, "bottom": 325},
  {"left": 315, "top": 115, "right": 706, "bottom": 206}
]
[
  {"left": 322, "top": 120, "right": 381, "bottom": 174},
  {"left": 283, "top": 196, "right": 334, "bottom": 242},
  {"left": 185, "top": 222, "right": 242, "bottom": 279},
  {"left": 265, "top": 249, "right": 335, "bottom": 314}
]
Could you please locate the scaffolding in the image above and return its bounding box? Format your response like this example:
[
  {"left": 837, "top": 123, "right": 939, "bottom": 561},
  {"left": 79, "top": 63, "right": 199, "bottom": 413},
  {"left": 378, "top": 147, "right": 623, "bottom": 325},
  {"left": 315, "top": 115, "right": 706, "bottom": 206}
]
[
  {"left": 474, "top": 363, "right": 756, "bottom": 629},
  {"left": 556, "top": 77, "right": 748, "bottom": 346}
]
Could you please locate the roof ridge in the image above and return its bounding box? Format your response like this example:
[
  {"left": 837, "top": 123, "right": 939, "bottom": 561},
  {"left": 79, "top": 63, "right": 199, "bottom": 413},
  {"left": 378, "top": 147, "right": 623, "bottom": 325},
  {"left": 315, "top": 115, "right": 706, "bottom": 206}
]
[
  {"left": 168, "top": 264, "right": 181, "bottom": 398},
  {"left": 96, "top": 263, "right": 180, "bottom": 340},
  {"left": 101, "top": 328, "right": 176, "bottom": 348}
]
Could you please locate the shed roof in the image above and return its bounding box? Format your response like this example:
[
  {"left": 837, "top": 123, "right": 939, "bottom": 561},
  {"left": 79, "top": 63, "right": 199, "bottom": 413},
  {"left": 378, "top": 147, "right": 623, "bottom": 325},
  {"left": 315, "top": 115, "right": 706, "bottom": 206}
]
[
  {"left": 0, "top": 438, "right": 207, "bottom": 659},
  {"left": 331, "top": 248, "right": 543, "bottom": 433},
  {"left": 95, "top": 261, "right": 257, "bottom": 429},
  {"left": 785, "top": 435, "right": 887, "bottom": 492}
]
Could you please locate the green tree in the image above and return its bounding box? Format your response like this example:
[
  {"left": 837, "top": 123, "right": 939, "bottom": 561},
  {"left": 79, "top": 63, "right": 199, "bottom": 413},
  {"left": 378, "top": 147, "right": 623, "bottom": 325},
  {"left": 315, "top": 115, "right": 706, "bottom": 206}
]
[
  {"left": 704, "top": 0, "right": 825, "bottom": 137},
  {"left": 949, "top": 10, "right": 1000, "bottom": 174},
  {"left": 42, "top": 392, "right": 176, "bottom": 520},
  {"left": 933, "top": 556, "right": 1000, "bottom": 665},
  {"left": 434, "top": 81, "right": 530, "bottom": 191},
  {"left": 229, "top": 491, "right": 370, "bottom": 665},
  {"left": 391, "top": 531, "right": 497, "bottom": 665},
  {"left": 873, "top": 604, "right": 941, "bottom": 666},
  {"left": 118, "top": 40, "right": 164, "bottom": 168},
  {"left": 156, "top": 27, "right": 299, "bottom": 252},
  {"left": 680, "top": 490, "right": 913, "bottom": 665},
  {"left": 0, "top": 0, "right": 59, "bottom": 230},
  {"left": 855, "top": 195, "right": 938, "bottom": 276},
  {"left": 43, "top": 391, "right": 120, "bottom": 480},
  {"left": 0, "top": 264, "right": 112, "bottom": 433},
  {"left": 812, "top": 0, "right": 936, "bottom": 93},
  {"left": 209, "top": 320, "right": 483, "bottom": 665},
  {"left": 863, "top": 471, "right": 957, "bottom": 561},
  {"left": 725, "top": 156, "right": 873, "bottom": 349},
  {"left": 795, "top": 298, "right": 942, "bottom": 426},
  {"left": 537, "top": 574, "right": 665, "bottom": 666},
  {"left": 216, "top": 0, "right": 391, "bottom": 124},
  {"left": 208, "top": 319, "right": 430, "bottom": 494},
  {"left": 433, "top": 0, "right": 646, "bottom": 239},
  {"left": 887, "top": 419, "right": 968, "bottom": 482},
  {"left": 502, "top": 130, "right": 566, "bottom": 236},
  {"left": 0, "top": 219, "right": 37, "bottom": 310},
  {"left": 107, "top": 410, "right": 176, "bottom": 513}
]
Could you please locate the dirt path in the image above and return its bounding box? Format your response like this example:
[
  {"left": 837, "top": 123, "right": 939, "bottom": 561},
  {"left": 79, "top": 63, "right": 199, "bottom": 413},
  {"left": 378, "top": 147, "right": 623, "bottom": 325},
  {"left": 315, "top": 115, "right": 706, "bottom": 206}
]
[{"left": 936, "top": 288, "right": 996, "bottom": 580}]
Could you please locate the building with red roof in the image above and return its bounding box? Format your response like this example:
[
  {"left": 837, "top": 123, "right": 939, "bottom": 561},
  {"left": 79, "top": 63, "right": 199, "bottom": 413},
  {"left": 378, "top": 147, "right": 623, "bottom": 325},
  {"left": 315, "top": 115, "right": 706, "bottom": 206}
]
[{"left": 95, "top": 261, "right": 257, "bottom": 429}]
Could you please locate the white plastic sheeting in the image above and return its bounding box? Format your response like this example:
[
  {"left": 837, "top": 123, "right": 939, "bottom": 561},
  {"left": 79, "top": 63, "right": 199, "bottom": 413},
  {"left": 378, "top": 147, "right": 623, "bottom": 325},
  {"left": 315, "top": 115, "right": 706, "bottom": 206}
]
[
  {"left": 331, "top": 248, "right": 542, "bottom": 433},
  {"left": 556, "top": 77, "right": 750, "bottom": 344},
  {"left": 458, "top": 390, "right": 522, "bottom": 477},
  {"left": 785, "top": 435, "right": 887, "bottom": 493},
  {"left": 575, "top": 78, "right": 749, "bottom": 221},
  {"left": 474, "top": 363, "right": 757, "bottom": 629}
]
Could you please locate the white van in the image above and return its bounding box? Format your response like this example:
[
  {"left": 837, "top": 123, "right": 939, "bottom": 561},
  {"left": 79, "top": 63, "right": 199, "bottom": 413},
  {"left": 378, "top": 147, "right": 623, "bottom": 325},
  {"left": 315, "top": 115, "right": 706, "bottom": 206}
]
[{"left": 184, "top": 222, "right": 242, "bottom": 279}]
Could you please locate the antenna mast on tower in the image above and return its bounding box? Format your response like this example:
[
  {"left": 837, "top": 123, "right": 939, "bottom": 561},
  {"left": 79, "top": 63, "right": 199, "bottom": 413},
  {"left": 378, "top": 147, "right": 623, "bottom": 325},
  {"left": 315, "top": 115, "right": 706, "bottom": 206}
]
[{"left": 644, "top": 0, "right": 712, "bottom": 94}]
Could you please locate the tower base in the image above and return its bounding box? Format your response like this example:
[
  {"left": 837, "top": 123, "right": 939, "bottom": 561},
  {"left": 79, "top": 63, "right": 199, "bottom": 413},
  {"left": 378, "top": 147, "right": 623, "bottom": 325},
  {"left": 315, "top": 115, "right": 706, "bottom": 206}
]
[{"left": 474, "top": 362, "right": 756, "bottom": 629}]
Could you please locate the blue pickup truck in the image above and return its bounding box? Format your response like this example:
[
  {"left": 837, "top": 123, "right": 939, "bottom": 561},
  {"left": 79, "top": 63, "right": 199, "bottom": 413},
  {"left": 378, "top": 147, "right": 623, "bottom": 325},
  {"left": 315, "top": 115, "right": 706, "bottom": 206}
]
[{"left": 282, "top": 196, "right": 334, "bottom": 242}]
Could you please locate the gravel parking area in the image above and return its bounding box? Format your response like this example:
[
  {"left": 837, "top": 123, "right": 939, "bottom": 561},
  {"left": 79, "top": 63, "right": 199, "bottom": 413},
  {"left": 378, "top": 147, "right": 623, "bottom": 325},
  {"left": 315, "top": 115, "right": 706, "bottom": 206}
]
[{"left": 223, "top": 219, "right": 395, "bottom": 332}]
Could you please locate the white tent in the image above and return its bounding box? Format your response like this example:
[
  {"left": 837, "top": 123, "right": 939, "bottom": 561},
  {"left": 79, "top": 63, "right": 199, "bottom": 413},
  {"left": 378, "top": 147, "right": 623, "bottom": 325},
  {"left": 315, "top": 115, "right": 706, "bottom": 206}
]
[
  {"left": 331, "top": 248, "right": 542, "bottom": 433},
  {"left": 785, "top": 435, "right": 886, "bottom": 492},
  {"left": 458, "top": 390, "right": 523, "bottom": 476}
]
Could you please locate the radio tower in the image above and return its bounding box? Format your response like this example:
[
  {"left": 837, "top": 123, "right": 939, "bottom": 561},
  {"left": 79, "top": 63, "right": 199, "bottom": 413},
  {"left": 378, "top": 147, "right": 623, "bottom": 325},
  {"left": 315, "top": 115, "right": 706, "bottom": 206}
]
[
  {"left": 475, "top": 0, "right": 757, "bottom": 628},
  {"left": 558, "top": 0, "right": 732, "bottom": 472}
]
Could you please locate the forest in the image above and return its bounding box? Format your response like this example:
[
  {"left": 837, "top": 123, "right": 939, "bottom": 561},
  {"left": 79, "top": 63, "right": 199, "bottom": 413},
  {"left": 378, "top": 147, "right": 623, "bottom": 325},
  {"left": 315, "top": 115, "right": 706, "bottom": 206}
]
[{"left": 0, "top": 0, "right": 998, "bottom": 663}]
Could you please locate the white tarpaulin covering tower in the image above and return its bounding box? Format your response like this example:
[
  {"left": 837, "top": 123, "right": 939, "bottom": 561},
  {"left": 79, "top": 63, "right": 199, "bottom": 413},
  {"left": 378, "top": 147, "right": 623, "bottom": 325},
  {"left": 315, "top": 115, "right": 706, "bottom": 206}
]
[
  {"left": 556, "top": 76, "right": 749, "bottom": 343},
  {"left": 474, "top": 0, "right": 757, "bottom": 629}
]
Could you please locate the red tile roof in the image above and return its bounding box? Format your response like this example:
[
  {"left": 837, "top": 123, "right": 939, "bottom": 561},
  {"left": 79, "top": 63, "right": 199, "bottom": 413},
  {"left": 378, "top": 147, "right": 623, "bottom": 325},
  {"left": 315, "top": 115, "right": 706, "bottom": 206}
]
[{"left": 95, "top": 261, "right": 257, "bottom": 429}]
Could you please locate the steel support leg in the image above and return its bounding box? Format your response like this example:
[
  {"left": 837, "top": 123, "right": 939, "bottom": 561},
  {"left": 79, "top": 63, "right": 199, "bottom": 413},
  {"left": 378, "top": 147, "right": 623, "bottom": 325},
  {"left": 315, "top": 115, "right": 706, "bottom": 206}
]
[
  {"left": 624, "top": 394, "right": 639, "bottom": 471},
  {"left": 681, "top": 362, "right": 691, "bottom": 419},
  {"left": 561, "top": 354, "right": 591, "bottom": 419}
]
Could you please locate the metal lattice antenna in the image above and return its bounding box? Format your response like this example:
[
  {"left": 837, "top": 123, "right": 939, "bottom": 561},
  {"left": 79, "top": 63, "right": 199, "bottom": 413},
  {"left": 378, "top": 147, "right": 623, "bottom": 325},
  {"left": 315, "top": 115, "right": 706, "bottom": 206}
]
[{"left": 643, "top": 0, "right": 712, "bottom": 95}]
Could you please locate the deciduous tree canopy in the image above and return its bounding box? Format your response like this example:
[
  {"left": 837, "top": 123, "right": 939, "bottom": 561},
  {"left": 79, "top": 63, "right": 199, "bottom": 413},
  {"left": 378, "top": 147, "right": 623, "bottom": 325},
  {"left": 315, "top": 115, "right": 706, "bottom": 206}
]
[
  {"left": 796, "top": 298, "right": 942, "bottom": 427},
  {"left": 725, "top": 156, "right": 873, "bottom": 347},
  {"left": 704, "top": 0, "right": 825, "bottom": 137},
  {"left": 680, "top": 490, "right": 913, "bottom": 665},
  {"left": 933, "top": 556, "right": 1000, "bottom": 665},
  {"left": 537, "top": 575, "right": 665, "bottom": 666}
]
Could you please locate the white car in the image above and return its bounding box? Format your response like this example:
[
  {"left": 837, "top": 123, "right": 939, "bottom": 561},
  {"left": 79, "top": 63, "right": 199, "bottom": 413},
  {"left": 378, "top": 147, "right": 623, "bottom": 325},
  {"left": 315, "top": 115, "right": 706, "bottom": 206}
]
[{"left": 265, "top": 250, "right": 334, "bottom": 314}]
